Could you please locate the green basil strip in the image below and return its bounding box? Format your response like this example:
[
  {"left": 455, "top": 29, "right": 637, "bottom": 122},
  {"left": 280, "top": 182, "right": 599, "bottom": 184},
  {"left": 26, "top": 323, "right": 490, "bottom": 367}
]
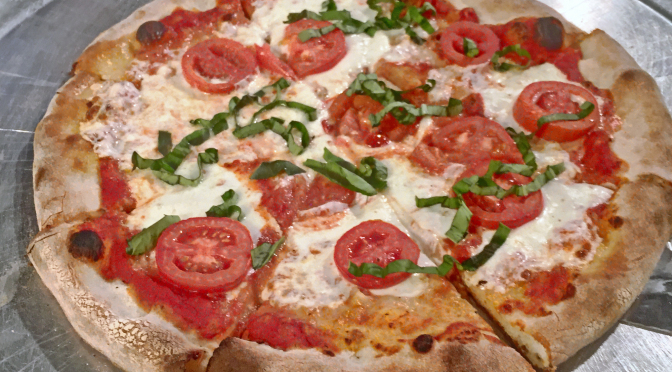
[
  {"left": 250, "top": 160, "right": 306, "bottom": 179},
  {"left": 299, "top": 24, "right": 337, "bottom": 42},
  {"left": 157, "top": 131, "right": 172, "bottom": 157},
  {"left": 322, "top": 148, "right": 388, "bottom": 190},
  {"left": 285, "top": 9, "right": 323, "bottom": 23},
  {"left": 206, "top": 189, "right": 244, "bottom": 220},
  {"left": 445, "top": 199, "right": 473, "bottom": 243},
  {"left": 152, "top": 148, "right": 219, "bottom": 187},
  {"left": 304, "top": 159, "right": 377, "bottom": 195},
  {"left": 233, "top": 117, "right": 311, "bottom": 155},
  {"left": 454, "top": 161, "right": 565, "bottom": 199},
  {"left": 460, "top": 223, "right": 511, "bottom": 271},
  {"left": 537, "top": 101, "right": 596, "bottom": 127},
  {"left": 251, "top": 100, "right": 318, "bottom": 124},
  {"left": 126, "top": 215, "right": 181, "bottom": 255},
  {"left": 348, "top": 253, "right": 458, "bottom": 278},
  {"left": 251, "top": 236, "right": 286, "bottom": 270},
  {"left": 506, "top": 128, "right": 537, "bottom": 175},
  {"left": 133, "top": 127, "right": 211, "bottom": 173},
  {"left": 448, "top": 97, "right": 463, "bottom": 117},
  {"left": 233, "top": 117, "right": 285, "bottom": 139},
  {"left": 463, "top": 37, "right": 479, "bottom": 58},
  {"left": 415, "top": 195, "right": 462, "bottom": 209},
  {"left": 507, "top": 162, "right": 565, "bottom": 197},
  {"left": 491, "top": 44, "right": 532, "bottom": 72},
  {"left": 190, "top": 111, "right": 230, "bottom": 135}
]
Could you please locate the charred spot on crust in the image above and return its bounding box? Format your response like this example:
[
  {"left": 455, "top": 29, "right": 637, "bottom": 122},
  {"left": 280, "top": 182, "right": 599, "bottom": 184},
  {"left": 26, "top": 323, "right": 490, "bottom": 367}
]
[
  {"left": 533, "top": 17, "right": 564, "bottom": 51},
  {"left": 136, "top": 21, "right": 166, "bottom": 45},
  {"left": 609, "top": 216, "right": 624, "bottom": 228},
  {"left": 412, "top": 334, "right": 434, "bottom": 354},
  {"left": 69, "top": 230, "right": 103, "bottom": 261}
]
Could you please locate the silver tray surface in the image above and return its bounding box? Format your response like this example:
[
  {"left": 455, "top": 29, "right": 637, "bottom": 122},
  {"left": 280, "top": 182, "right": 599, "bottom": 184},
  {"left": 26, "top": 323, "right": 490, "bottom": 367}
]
[{"left": 0, "top": 1, "right": 670, "bottom": 371}]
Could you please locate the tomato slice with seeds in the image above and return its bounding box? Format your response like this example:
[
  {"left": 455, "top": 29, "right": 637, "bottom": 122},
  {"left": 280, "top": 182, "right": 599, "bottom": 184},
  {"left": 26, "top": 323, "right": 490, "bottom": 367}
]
[
  {"left": 255, "top": 43, "right": 298, "bottom": 80},
  {"left": 155, "top": 217, "right": 253, "bottom": 293},
  {"left": 460, "top": 161, "right": 544, "bottom": 229},
  {"left": 334, "top": 220, "right": 420, "bottom": 289},
  {"left": 513, "top": 81, "right": 599, "bottom": 142},
  {"left": 182, "top": 38, "right": 258, "bottom": 94},
  {"left": 285, "top": 19, "right": 347, "bottom": 78},
  {"left": 430, "top": 116, "right": 524, "bottom": 166},
  {"left": 439, "top": 21, "right": 500, "bottom": 67}
]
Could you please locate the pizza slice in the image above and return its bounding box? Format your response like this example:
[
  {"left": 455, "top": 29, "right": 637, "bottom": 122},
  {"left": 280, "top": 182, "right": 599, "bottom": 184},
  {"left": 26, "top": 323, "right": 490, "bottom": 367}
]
[{"left": 207, "top": 185, "right": 533, "bottom": 371}]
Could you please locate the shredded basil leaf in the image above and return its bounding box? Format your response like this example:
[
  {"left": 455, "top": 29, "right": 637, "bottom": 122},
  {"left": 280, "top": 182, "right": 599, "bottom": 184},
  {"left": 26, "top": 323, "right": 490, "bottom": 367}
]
[
  {"left": 157, "top": 131, "right": 172, "bottom": 157},
  {"left": 126, "top": 215, "right": 181, "bottom": 255},
  {"left": 206, "top": 189, "right": 244, "bottom": 220},
  {"left": 250, "top": 160, "right": 306, "bottom": 179},
  {"left": 537, "top": 101, "right": 596, "bottom": 127},
  {"left": 290, "top": 0, "right": 435, "bottom": 45},
  {"left": 151, "top": 148, "right": 219, "bottom": 187},
  {"left": 233, "top": 117, "right": 311, "bottom": 155},
  {"left": 303, "top": 148, "right": 387, "bottom": 196},
  {"left": 251, "top": 237, "right": 286, "bottom": 270},
  {"left": 348, "top": 254, "right": 459, "bottom": 278},
  {"left": 463, "top": 37, "right": 479, "bottom": 58},
  {"left": 491, "top": 44, "right": 532, "bottom": 72},
  {"left": 346, "top": 73, "right": 460, "bottom": 127},
  {"left": 506, "top": 128, "right": 537, "bottom": 176},
  {"left": 461, "top": 223, "right": 511, "bottom": 271},
  {"left": 445, "top": 200, "right": 473, "bottom": 243}
]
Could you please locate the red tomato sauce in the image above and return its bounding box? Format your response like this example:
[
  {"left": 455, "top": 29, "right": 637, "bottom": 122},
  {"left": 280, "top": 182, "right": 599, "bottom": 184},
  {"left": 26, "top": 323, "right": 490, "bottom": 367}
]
[
  {"left": 243, "top": 307, "right": 339, "bottom": 354},
  {"left": 89, "top": 159, "right": 243, "bottom": 339},
  {"left": 99, "top": 158, "right": 136, "bottom": 213},
  {"left": 498, "top": 265, "right": 576, "bottom": 316},
  {"left": 137, "top": 0, "right": 246, "bottom": 63},
  {"left": 489, "top": 17, "right": 584, "bottom": 82}
]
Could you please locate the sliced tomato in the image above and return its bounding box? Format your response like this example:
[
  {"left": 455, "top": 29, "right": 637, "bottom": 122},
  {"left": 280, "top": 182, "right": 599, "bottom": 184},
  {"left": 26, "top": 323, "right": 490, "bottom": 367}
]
[
  {"left": 513, "top": 81, "right": 599, "bottom": 142},
  {"left": 155, "top": 217, "right": 253, "bottom": 293},
  {"left": 409, "top": 142, "right": 451, "bottom": 176},
  {"left": 255, "top": 43, "right": 298, "bottom": 80},
  {"left": 430, "top": 116, "right": 523, "bottom": 166},
  {"left": 334, "top": 220, "right": 420, "bottom": 289},
  {"left": 300, "top": 175, "right": 356, "bottom": 211},
  {"left": 257, "top": 176, "right": 308, "bottom": 231},
  {"left": 182, "top": 38, "right": 257, "bottom": 94},
  {"left": 439, "top": 21, "right": 500, "bottom": 67},
  {"left": 459, "top": 8, "right": 479, "bottom": 23},
  {"left": 285, "top": 19, "right": 347, "bottom": 78},
  {"left": 460, "top": 161, "right": 544, "bottom": 229}
]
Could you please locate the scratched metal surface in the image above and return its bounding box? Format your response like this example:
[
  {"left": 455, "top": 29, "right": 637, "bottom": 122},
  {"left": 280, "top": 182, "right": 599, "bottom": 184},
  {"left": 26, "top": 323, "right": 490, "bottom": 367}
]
[{"left": 0, "top": 0, "right": 671, "bottom": 371}]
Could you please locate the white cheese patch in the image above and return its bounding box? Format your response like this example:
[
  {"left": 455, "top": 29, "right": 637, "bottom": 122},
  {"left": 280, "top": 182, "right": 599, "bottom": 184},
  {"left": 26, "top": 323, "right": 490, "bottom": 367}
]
[
  {"left": 532, "top": 142, "right": 580, "bottom": 180},
  {"left": 262, "top": 196, "right": 426, "bottom": 308},
  {"left": 383, "top": 157, "right": 465, "bottom": 260},
  {"left": 126, "top": 164, "right": 268, "bottom": 243},
  {"left": 468, "top": 180, "right": 613, "bottom": 292},
  {"left": 471, "top": 63, "right": 570, "bottom": 131}
]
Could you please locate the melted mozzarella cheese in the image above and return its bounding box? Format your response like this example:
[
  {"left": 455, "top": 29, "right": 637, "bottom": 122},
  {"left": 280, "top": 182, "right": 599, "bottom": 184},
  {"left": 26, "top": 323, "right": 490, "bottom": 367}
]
[
  {"left": 468, "top": 180, "right": 613, "bottom": 291},
  {"left": 383, "top": 157, "right": 465, "bottom": 260},
  {"left": 533, "top": 142, "right": 580, "bottom": 180},
  {"left": 470, "top": 63, "right": 570, "bottom": 131},
  {"left": 261, "top": 196, "right": 428, "bottom": 308},
  {"left": 126, "top": 164, "right": 268, "bottom": 243},
  {"left": 368, "top": 253, "right": 436, "bottom": 297}
]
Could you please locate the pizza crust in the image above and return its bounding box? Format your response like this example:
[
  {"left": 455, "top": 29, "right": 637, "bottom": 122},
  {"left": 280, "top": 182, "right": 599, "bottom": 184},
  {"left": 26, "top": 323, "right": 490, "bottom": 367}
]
[
  {"left": 29, "top": 0, "right": 672, "bottom": 371},
  {"left": 508, "top": 175, "right": 672, "bottom": 368},
  {"left": 27, "top": 221, "right": 212, "bottom": 372},
  {"left": 206, "top": 337, "right": 534, "bottom": 372}
]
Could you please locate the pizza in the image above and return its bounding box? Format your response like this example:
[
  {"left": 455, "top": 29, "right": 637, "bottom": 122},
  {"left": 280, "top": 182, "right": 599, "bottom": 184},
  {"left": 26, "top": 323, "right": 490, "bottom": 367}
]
[{"left": 27, "top": 0, "right": 672, "bottom": 371}]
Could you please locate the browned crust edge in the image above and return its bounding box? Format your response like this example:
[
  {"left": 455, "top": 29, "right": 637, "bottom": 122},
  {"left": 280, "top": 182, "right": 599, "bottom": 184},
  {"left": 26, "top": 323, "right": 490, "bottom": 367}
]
[
  {"left": 206, "top": 336, "right": 534, "bottom": 372},
  {"left": 27, "top": 221, "right": 211, "bottom": 372},
  {"left": 516, "top": 175, "right": 672, "bottom": 368},
  {"left": 29, "top": 0, "right": 672, "bottom": 372}
]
